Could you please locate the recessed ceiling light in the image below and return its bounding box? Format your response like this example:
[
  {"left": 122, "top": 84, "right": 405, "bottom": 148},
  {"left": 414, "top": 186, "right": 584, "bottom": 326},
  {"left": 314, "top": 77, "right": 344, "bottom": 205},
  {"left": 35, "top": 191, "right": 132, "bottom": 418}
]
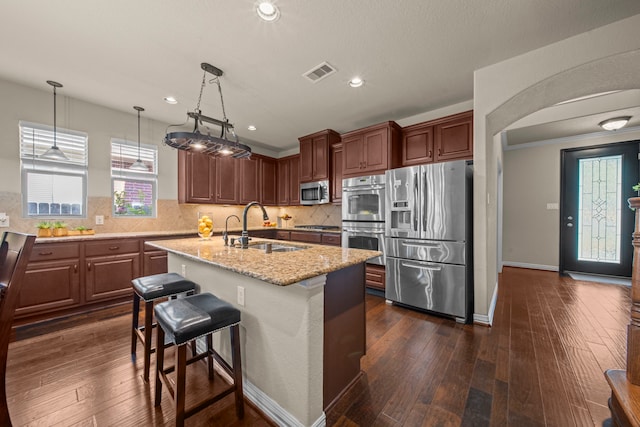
[
  {"left": 599, "top": 116, "right": 632, "bottom": 131},
  {"left": 256, "top": 2, "right": 280, "bottom": 22},
  {"left": 248, "top": 125, "right": 257, "bottom": 131},
  {"left": 164, "top": 96, "right": 178, "bottom": 104},
  {"left": 349, "top": 77, "right": 364, "bottom": 88}
]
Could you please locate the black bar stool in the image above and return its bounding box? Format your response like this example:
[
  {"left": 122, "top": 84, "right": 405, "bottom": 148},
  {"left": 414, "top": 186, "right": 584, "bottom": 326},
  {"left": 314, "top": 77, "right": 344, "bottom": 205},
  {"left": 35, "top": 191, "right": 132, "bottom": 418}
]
[
  {"left": 154, "top": 293, "right": 244, "bottom": 427},
  {"left": 131, "top": 272, "right": 197, "bottom": 382}
]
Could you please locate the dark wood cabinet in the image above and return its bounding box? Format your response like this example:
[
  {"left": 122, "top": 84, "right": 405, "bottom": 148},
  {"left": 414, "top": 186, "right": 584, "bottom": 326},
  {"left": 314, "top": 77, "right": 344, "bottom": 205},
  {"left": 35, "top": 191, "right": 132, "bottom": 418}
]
[
  {"left": 17, "top": 242, "right": 81, "bottom": 318},
  {"left": 239, "top": 157, "right": 260, "bottom": 204},
  {"left": 260, "top": 156, "right": 278, "bottom": 206},
  {"left": 143, "top": 250, "right": 168, "bottom": 276},
  {"left": 434, "top": 111, "right": 473, "bottom": 162},
  {"left": 401, "top": 111, "right": 473, "bottom": 166},
  {"left": 342, "top": 121, "right": 401, "bottom": 178},
  {"left": 331, "top": 143, "right": 343, "bottom": 203},
  {"left": 299, "top": 130, "right": 340, "bottom": 183},
  {"left": 178, "top": 151, "right": 216, "bottom": 204},
  {"left": 290, "top": 231, "right": 322, "bottom": 243},
  {"left": 275, "top": 230, "right": 291, "bottom": 241},
  {"left": 365, "top": 264, "right": 386, "bottom": 291},
  {"left": 85, "top": 239, "right": 140, "bottom": 302},
  {"left": 321, "top": 234, "right": 341, "bottom": 246},
  {"left": 215, "top": 156, "right": 240, "bottom": 204},
  {"left": 277, "top": 155, "right": 300, "bottom": 206},
  {"left": 402, "top": 123, "right": 434, "bottom": 166}
]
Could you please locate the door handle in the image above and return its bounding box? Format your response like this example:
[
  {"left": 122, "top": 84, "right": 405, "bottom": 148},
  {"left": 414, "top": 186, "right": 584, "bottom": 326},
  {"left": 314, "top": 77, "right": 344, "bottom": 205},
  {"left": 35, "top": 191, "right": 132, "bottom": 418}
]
[
  {"left": 567, "top": 222, "right": 573, "bottom": 227},
  {"left": 87, "top": 262, "right": 91, "bottom": 271}
]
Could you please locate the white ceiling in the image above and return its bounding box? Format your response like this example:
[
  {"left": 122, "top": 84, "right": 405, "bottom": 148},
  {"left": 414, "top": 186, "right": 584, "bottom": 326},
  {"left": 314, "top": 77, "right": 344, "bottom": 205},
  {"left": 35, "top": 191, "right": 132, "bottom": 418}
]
[{"left": 2, "top": 1, "right": 640, "bottom": 153}]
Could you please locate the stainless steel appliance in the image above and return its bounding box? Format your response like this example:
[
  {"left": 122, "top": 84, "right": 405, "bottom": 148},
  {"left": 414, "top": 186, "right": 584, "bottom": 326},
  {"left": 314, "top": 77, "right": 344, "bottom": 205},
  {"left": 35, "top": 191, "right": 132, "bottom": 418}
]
[
  {"left": 342, "top": 221, "right": 385, "bottom": 265},
  {"left": 342, "top": 174, "right": 386, "bottom": 265},
  {"left": 385, "top": 160, "right": 473, "bottom": 322},
  {"left": 342, "top": 174, "right": 385, "bottom": 222},
  {"left": 300, "top": 180, "right": 330, "bottom": 205}
]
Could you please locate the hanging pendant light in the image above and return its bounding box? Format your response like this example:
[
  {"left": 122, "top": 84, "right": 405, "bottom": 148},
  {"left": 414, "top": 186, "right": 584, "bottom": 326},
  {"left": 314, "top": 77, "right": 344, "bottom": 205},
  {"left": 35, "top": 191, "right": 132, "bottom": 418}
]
[
  {"left": 129, "top": 106, "right": 149, "bottom": 171},
  {"left": 164, "top": 63, "right": 252, "bottom": 158},
  {"left": 40, "top": 80, "right": 69, "bottom": 161}
]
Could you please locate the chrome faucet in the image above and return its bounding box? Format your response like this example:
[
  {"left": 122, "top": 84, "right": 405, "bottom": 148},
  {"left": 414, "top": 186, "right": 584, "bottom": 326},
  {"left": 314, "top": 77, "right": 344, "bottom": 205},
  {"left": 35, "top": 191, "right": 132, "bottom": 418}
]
[
  {"left": 223, "top": 214, "right": 240, "bottom": 246},
  {"left": 240, "top": 201, "right": 269, "bottom": 249}
]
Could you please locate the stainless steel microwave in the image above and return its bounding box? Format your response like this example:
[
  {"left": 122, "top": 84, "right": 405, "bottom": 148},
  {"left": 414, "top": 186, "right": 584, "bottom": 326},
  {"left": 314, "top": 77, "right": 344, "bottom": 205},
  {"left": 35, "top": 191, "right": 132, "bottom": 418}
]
[{"left": 300, "top": 180, "right": 330, "bottom": 205}]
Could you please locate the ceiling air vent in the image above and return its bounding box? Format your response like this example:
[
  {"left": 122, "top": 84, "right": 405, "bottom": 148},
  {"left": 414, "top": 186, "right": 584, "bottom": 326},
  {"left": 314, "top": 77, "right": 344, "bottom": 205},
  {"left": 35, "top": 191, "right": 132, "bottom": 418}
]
[{"left": 303, "top": 62, "right": 337, "bottom": 83}]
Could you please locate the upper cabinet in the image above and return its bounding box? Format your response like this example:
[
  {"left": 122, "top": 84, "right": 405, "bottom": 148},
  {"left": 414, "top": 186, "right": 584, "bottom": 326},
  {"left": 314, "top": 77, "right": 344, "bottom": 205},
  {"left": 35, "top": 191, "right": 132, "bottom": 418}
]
[
  {"left": 277, "top": 154, "right": 300, "bottom": 206},
  {"left": 401, "top": 111, "right": 473, "bottom": 166},
  {"left": 299, "top": 130, "right": 340, "bottom": 183},
  {"left": 259, "top": 156, "right": 278, "bottom": 206},
  {"left": 178, "top": 151, "right": 216, "bottom": 204},
  {"left": 331, "top": 143, "right": 343, "bottom": 204},
  {"left": 342, "top": 121, "right": 402, "bottom": 178},
  {"left": 178, "top": 151, "right": 278, "bottom": 206}
]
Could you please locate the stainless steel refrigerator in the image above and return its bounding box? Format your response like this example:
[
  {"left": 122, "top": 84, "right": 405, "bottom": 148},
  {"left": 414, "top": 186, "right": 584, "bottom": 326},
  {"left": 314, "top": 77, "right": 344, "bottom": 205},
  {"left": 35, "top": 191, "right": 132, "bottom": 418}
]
[{"left": 385, "top": 160, "right": 473, "bottom": 323}]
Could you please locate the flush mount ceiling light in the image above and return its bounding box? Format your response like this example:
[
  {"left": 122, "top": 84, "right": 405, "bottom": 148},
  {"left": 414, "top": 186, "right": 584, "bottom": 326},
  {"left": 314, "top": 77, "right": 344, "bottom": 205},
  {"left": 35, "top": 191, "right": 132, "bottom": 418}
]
[
  {"left": 40, "top": 80, "right": 69, "bottom": 161},
  {"left": 164, "top": 63, "right": 251, "bottom": 158},
  {"left": 163, "top": 96, "right": 178, "bottom": 104},
  {"left": 349, "top": 77, "right": 364, "bottom": 88},
  {"left": 599, "top": 116, "right": 631, "bottom": 131},
  {"left": 256, "top": 1, "right": 280, "bottom": 22},
  {"left": 130, "top": 106, "right": 149, "bottom": 171}
]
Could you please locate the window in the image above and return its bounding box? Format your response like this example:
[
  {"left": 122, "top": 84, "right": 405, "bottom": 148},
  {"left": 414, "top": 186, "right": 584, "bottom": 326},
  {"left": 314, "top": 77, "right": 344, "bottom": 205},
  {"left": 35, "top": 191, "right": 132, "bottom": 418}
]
[
  {"left": 111, "top": 139, "right": 158, "bottom": 217},
  {"left": 20, "top": 121, "right": 88, "bottom": 218}
]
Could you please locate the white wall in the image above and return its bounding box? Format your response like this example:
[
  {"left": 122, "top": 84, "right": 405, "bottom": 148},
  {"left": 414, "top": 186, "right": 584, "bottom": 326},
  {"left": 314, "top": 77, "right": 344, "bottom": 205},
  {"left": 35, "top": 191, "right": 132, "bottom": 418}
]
[
  {"left": 474, "top": 13, "right": 640, "bottom": 320},
  {"left": 503, "top": 128, "right": 640, "bottom": 270}
]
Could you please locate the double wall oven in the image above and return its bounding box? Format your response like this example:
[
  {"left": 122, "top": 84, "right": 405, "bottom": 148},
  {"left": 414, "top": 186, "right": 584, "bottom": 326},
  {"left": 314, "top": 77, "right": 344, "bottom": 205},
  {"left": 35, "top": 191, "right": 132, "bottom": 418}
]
[{"left": 341, "top": 174, "right": 386, "bottom": 265}]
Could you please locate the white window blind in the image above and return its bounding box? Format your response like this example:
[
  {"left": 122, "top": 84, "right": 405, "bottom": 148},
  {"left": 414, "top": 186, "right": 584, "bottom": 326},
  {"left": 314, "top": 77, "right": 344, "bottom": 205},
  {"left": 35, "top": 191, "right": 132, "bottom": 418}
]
[
  {"left": 20, "top": 121, "right": 88, "bottom": 167},
  {"left": 110, "top": 139, "right": 157, "bottom": 177},
  {"left": 19, "top": 121, "right": 88, "bottom": 218}
]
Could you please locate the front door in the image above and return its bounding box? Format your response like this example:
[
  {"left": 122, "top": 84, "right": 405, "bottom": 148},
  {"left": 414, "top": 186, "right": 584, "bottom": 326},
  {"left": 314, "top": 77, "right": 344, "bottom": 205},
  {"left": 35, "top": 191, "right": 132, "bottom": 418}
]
[{"left": 560, "top": 141, "right": 639, "bottom": 277}]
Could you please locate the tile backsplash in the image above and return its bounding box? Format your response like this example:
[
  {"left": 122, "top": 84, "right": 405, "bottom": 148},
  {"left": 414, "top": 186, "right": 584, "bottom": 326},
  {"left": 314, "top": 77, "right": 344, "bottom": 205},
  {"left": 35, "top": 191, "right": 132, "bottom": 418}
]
[{"left": 0, "top": 191, "right": 342, "bottom": 234}]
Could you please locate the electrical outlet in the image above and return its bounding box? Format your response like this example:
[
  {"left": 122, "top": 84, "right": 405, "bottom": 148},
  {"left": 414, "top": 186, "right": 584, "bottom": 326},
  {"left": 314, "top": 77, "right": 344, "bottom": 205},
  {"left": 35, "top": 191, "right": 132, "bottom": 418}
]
[
  {"left": 237, "top": 286, "right": 245, "bottom": 306},
  {"left": 181, "top": 264, "right": 187, "bottom": 277},
  {"left": 0, "top": 213, "right": 9, "bottom": 228},
  {"left": 546, "top": 203, "right": 559, "bottom": 210},
  {"left": 95, "top": 215, "right": 104, "bottom": 225}
]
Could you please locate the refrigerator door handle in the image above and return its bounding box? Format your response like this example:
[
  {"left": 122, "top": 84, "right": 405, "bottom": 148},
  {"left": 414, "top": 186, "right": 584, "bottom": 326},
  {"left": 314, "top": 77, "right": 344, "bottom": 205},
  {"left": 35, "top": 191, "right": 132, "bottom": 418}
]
[
  {"left": 401, "top": 261, "right": 442, "bottom": 271},
  {"left": 401, "top": 241, "right": 441, "bottom": 248},
  {"left": 423, "top": 171, "right": 427, "bottom": 231},
  {"left": 413, "top": 172, "right": 418, "bottom": 232}
]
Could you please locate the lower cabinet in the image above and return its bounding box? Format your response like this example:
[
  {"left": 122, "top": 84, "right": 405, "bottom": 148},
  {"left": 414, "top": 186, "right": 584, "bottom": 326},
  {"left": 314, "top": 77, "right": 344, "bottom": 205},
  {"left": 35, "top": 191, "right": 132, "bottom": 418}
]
[
  {"left": 365, "top": 264, "right": 386, "bottom": 291},
  {"left": 85, "top": 253, "right": 140, "bottom": 302},
  {"left": 143, "top": 248, "right": 168, "bottom": 276}
]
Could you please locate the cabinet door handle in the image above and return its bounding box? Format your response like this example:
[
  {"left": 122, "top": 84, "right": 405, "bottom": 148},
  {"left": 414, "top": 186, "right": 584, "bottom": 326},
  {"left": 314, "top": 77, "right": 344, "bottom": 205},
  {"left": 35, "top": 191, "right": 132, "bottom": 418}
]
[
  {"left": 87, "top": 262, "right": 91, "bottom": 271},
  {"left": 438, "top": 148, "right": 442, "bottom": 156},
  {"left": 39, "top": 251, "right": 53, "bottom": 256},
  {"left": 109, "top": 246, "right": 119, "bottom": 250},
  {"left": 74, "top": 264, "right": 78, "bottom": 273},
  {"left": 428, "top": 150, "right": 432, "bottom": 158}
]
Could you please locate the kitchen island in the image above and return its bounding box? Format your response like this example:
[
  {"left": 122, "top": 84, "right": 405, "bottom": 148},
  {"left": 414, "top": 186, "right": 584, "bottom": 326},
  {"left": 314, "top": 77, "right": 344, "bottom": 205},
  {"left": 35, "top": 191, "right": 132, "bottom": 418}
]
[{"left": 146, "top": 237, "right": 379, "bottom": 427}]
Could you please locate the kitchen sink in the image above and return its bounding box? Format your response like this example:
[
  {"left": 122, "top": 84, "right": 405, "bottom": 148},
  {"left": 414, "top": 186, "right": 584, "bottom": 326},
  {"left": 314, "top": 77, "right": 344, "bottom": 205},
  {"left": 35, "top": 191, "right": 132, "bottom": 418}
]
[{"left": 248, "top": 242, "right": 308, "bottom": 252}]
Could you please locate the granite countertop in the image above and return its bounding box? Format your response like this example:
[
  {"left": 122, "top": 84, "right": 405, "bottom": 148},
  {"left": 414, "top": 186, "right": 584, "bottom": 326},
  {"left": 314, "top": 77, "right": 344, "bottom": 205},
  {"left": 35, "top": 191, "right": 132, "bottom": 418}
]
[{"left": 147, "top": 237, "right": 379, "bottom": 286}]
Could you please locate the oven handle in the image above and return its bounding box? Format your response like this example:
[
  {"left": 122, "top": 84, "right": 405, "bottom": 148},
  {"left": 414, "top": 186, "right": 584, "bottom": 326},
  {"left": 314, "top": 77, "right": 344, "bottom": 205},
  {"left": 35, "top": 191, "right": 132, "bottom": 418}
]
[
  {"left": 401, "top": 261, "right": 442, "bottom": 271},
  {"left": 343, "top": 228, "right": 385, "bottom": 234},
  {"left": 343, "top": 185, "right": 385, "bottom": 192}
]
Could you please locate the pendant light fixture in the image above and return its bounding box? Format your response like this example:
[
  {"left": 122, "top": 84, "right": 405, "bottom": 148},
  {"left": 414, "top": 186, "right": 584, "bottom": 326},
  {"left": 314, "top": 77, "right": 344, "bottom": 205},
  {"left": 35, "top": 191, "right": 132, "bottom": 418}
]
[
  {"left": 129, "top": 106, "right": 149, "bottom": 171},
  {"left": 40, "top": 80, "right": 69, "bottom": 161},
  {"left": 164, "top": 63, "right": 251, "bottom": 158}
]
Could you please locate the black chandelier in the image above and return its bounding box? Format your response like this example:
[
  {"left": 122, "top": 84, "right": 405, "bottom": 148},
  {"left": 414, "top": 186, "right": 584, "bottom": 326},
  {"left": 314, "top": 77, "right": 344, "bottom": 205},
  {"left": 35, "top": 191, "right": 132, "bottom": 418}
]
[{"left": 163, "top": 63, "right": 251, "bottom": 158}]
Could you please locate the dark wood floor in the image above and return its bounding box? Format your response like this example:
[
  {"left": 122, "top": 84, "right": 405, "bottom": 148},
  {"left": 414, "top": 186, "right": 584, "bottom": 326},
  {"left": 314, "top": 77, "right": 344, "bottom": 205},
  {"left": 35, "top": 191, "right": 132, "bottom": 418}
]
[{"left": 7, "top": 267, "right": 629, "bottom": 426}]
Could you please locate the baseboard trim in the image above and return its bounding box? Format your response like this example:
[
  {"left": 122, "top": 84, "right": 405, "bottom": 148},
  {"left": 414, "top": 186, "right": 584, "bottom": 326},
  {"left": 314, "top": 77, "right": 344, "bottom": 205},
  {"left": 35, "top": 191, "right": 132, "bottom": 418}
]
[
  {"left": 501, "top": 261, "right": 558, "bottom": 272},
  {"left": 473, "top": 279, "right": 499, "bottom": 326},
  {"left": 204, "top": 352, "right": 325, "bottom": 427}
]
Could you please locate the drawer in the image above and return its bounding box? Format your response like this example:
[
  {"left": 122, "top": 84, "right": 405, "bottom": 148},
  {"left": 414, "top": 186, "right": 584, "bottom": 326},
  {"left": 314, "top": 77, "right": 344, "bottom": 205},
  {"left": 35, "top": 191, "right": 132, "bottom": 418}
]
[
  {"left": 30, "top": 242, "right": 80, "bottom": 262},
  {"left": 321, "top": 234, "right": 341, "bottom": 246},
  {"left": 85, "top": 239, "right": 141, "bottom": 257},
  {"left": 290, "top": 231, "right": 322, "bottom": 243},
  {"left": 275, "top": 231, "right": 291, "bottom": 240},
  {"left": 365, "top": 264, "right": 385, "bottom": 290}
]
